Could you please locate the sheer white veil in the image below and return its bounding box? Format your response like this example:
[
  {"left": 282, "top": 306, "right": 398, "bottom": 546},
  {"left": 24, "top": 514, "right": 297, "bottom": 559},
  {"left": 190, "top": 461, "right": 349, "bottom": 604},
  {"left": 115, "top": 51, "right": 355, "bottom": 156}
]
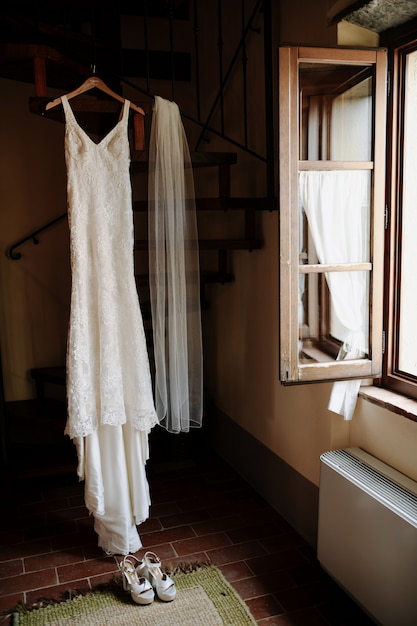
[{"left": 148, "top": 95, "right": 203, "bottom": 433}]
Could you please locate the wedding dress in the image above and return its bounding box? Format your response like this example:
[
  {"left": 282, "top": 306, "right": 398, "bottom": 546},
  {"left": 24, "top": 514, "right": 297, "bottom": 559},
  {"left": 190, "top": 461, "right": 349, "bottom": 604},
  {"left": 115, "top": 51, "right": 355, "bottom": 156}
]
[{"left": 61, "top": 95, "right": 158, "bottom": 555}]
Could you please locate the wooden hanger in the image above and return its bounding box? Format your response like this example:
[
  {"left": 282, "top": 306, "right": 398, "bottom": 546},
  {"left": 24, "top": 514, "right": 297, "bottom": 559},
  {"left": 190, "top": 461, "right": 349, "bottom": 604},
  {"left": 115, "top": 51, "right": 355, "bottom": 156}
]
[{"left": 45, "top": 76, "right": 145, "bottom": 116}]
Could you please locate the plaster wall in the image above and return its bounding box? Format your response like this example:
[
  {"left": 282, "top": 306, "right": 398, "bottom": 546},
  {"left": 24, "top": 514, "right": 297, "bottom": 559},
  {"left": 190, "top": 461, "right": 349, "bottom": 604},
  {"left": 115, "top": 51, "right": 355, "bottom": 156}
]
[{"left": 204, "top": 0, "right": 417, "bottom": 489}]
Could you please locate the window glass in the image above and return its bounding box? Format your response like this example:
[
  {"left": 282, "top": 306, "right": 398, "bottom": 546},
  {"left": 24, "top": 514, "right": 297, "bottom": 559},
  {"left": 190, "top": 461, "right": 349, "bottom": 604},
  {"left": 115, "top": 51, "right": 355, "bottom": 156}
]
[
  {"left": 298, "top": 62, "right": 373, "bottom": 366},
  {"left": 298, "top": 171, "right": 371, "bottom": 362},
  {"left": 398, "top": 49, "right": 417, "bottom": 377},
  {"left": 330, "top": 78, "right": 373, "bottom": 161},
  {"left": 299, "top": 64, "right": 373, "bottom": 162}
]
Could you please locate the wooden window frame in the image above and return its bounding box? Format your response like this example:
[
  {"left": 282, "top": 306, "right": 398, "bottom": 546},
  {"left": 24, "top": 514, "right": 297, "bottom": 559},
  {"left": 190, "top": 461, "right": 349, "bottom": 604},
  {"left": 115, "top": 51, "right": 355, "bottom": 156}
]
[{"left": 278, "top": 45, "right": 387, "bottom": 384}]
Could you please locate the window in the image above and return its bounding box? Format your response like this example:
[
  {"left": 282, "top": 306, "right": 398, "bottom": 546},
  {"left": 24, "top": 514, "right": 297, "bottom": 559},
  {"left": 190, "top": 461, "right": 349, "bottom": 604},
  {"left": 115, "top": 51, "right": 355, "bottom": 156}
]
[
  {"left": 278, "top": 46, "right": 387, "bottom": 384},
  {"left": 382, "top": 36, "right": 417, "bottom": 401}
]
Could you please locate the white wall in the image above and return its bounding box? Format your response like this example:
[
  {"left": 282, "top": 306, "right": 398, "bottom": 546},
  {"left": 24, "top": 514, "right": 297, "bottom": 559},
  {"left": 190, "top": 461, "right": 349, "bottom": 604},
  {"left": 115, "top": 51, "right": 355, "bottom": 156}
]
[
  {"left": 352, "top": 400, "right": 417, "bottom": 481},
  {"left": 205, "top": 207, "right": 417, "bottom": 487},
  {"left": 204, "top": 209, "right": 354, "bottom": 486},
  {"left": 203, "top": 0, "right": 417, "bottom": 488}
]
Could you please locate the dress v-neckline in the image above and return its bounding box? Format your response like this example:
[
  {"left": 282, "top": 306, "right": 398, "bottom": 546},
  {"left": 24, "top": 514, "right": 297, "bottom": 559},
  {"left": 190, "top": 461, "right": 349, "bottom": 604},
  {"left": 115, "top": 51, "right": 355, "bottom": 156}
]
[{"left": 62, "top": 95, "right": 128, "bottom": 146}]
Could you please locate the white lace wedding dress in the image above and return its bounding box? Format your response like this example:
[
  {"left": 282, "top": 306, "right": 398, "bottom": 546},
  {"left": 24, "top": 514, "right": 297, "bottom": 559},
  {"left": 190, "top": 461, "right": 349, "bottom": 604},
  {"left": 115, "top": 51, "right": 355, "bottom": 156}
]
[{"left": 61, "top": 95, "right": 158, "bottom": 555}]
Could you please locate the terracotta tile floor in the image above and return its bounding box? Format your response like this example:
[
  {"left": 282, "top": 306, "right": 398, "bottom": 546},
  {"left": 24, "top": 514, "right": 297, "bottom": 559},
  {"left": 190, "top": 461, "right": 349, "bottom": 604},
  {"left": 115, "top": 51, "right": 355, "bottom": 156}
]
[{"left": 0, "top": 437, "right": 375, "bottom": 625}]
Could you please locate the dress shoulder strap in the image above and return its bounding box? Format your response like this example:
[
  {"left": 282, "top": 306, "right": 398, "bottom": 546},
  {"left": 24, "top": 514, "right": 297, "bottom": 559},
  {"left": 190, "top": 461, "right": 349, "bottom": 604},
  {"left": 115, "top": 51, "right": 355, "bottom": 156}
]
[
  {"left": 121, "top": 99, "right": 130, "bottom": 124},
  {"left": 60, "top": 95, "right": 73, "bottom": 121}
]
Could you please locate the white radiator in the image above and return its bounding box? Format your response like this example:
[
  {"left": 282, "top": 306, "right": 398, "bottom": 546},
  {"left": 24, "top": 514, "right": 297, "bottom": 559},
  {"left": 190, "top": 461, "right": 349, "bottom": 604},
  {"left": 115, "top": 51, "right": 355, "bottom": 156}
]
[{"left": 318, "top": 447, "right": 417, "bottom": 626}]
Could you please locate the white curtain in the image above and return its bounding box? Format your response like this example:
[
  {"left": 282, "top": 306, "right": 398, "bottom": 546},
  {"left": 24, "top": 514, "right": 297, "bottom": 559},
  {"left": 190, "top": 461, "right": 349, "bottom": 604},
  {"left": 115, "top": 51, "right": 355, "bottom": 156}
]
[
  {"left": 148, "top": 96, "right": 203, "bottom": 433},
  {"left": 299, "top": 170, "right": 370, "bottom": 420}
]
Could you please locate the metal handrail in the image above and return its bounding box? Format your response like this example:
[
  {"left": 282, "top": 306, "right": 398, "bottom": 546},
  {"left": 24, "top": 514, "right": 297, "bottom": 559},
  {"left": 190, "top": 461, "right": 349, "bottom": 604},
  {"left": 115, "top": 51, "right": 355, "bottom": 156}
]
[
  {"left": 7, "top": 213, "right": 67, "bottom": 260},
  {"left": 194, "top": 0, "right": 264, "bottom": 152}
]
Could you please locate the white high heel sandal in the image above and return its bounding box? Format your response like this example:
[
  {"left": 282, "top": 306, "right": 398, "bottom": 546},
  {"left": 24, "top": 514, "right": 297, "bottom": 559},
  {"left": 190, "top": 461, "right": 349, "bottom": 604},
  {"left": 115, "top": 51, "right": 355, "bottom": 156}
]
[
  {"left": 119, "top": 555, "right": 155, "bottom": 605},
  {"left": 141, "top": 551, "right": 176, "bottom": 602}
]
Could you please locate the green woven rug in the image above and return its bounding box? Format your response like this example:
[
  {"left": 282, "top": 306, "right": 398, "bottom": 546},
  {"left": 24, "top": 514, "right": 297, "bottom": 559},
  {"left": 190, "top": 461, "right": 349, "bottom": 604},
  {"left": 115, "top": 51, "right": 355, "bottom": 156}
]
[{"left": 11, "top": 565, "right": 256, "bottom": 626}]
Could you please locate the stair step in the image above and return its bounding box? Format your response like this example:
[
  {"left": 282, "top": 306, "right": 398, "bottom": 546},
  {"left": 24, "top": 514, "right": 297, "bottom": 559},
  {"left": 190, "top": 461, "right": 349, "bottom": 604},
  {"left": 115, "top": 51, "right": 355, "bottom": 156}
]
[
  {"left": 31, "top": 366, "right": 66, "bottom": 386},
  {"left": 31, "top": 366, "right": 66, "bottom": 399},
  {"left": 201, "top": 270, "right": 234, "bottom": 284},
  {"left": 5, "top": 397, "right": 66, "bottom": 417},
  {"left": 135, "top": 238, "right": 262, "bottom": 251},
  {"left": 135, "top": 270, "right": 234, "bottom": 287},
  {"left": 0, "top": 42, "right": 90, "bottom": 93},
  {"left": 131, "top": 151, "right": 238, "bottom": 171},
  {"left": 134, "top": 196, "right": 277, "bottom": 211},
  {"left": 5, "top": 398, "right": 66, "bottom": 443},
  {"left": 6, "top": 462, "right": 77, "bottom": 482}
]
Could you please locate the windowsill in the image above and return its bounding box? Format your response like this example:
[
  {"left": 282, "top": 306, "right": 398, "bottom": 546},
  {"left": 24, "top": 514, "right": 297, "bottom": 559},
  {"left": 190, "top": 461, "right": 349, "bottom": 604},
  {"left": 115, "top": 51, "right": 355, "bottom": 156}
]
[{"left": 359, "top": 386, "right": 417, "bottom": 422}]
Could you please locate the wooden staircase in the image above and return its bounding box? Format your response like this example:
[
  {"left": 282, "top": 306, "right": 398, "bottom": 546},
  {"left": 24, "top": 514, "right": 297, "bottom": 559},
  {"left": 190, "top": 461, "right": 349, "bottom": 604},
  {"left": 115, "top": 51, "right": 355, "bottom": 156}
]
[{"left": 0, "top": 5, "right": 276, "bottom": 483}]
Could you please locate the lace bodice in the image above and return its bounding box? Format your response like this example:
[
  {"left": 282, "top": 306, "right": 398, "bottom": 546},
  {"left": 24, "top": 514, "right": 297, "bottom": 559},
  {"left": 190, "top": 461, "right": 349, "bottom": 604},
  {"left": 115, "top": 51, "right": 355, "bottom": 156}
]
[{"left": 62, "top": 96, "right": 158, "bottom": 439}]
